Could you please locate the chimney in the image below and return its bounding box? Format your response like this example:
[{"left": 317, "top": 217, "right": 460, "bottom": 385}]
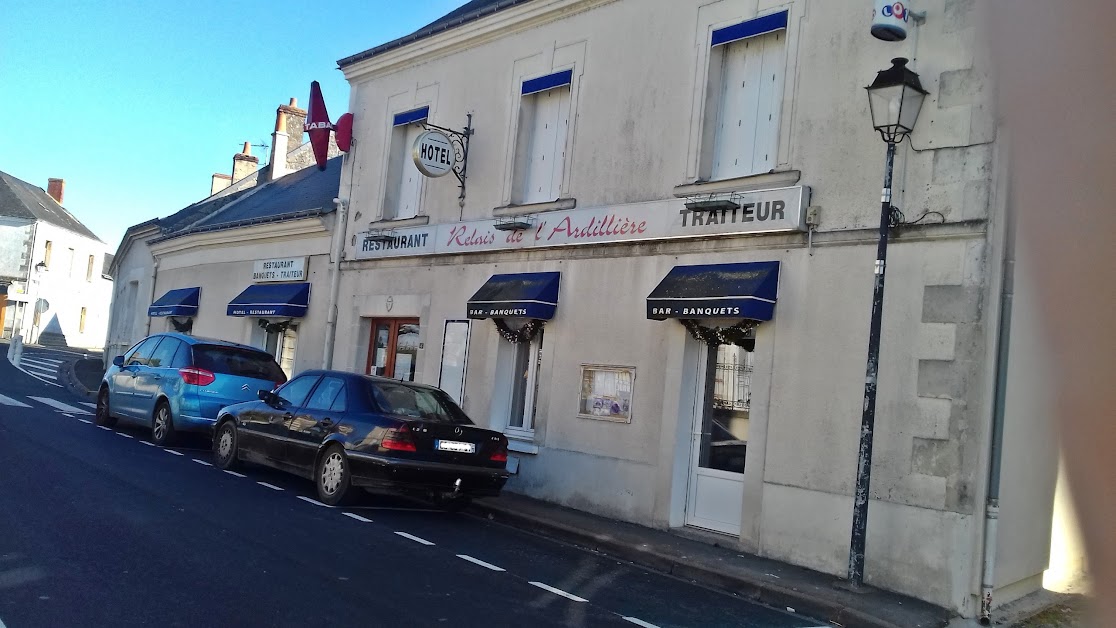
[
  {"left": 269, "top": 103, "right": 291, "bottom": 181},
  {"left": 231, "top": 142, "right": 258, "bottom": 182},
  {"left": 47, "top": 178, "right": 65, "bottom": 204},
  {"left": 282, "top": 97, "right": 307, "bottom": 147},
  {"left": 210, "top": 173, "right": 232, "bottom": 195}
]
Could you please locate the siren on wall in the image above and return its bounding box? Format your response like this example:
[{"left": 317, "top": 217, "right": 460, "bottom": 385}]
[{"left": 871, "top": 0, "right": 924, "bottom": 42}]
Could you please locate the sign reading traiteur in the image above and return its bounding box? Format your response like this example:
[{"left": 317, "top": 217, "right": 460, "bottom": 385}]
[{"left": 253, "top": 257, "right": 308, "bottom": 283}]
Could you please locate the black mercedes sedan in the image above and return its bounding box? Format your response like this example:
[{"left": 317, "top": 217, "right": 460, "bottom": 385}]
[{"left": 212, "top": 370, "right": 510, "bottom": 508}]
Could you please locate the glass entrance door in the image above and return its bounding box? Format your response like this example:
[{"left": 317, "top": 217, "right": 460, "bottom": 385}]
[
  {"left": 366, "top": 318, "right": 421, "bottom": 382},
  {"left": 685, "top": 342, "right": 753, "bottom": 535}
]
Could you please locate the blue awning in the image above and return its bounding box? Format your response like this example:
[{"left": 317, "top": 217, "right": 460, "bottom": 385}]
[
  {"left": 148, "top": 287, "right": 200, "bottom": 317},
  {"left": 227, "top": 282, "right": 311, "bottom": 317},
  {"left": 647, "top": 262, "right": 779, "bottom": 320},
  {"left": 467, "top": 272, "right": 561, "bottom": 320}
]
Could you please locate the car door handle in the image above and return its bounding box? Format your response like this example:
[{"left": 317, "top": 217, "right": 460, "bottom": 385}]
[{"left": 319, "top": 418, "right": 334, "bottom": 428}]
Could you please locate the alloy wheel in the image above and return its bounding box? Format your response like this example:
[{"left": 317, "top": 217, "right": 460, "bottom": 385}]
[{"left": 153, "top": 407, "right": 169, "bottom": 441}]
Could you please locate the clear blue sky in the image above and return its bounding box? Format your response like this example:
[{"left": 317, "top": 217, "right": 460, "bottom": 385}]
[{"left": 0, "top": 0, "right": 467, "bottom": 250}]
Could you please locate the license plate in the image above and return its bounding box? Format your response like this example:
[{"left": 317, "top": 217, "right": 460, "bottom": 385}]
[{"left": 435, "top": 439, "right": 476, "bottom": 454}]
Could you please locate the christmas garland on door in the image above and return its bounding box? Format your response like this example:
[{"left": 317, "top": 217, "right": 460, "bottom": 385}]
[
  {"left": 680, "top": 318, "right": 758, "bottom": 349},
  {"left": 493, "top": 318, "right": 544, "bottom": 343}
]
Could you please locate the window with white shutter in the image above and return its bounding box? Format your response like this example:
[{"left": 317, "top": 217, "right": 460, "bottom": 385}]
[
  {"left": 513, "top": 70, "right": 573, "bottom": 205},
  {"left": 383, "top": 107, "right": 428, "bottom": 220}
]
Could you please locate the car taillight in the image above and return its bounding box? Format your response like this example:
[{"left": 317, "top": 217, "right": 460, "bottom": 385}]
[
  {"left": 490, "top": 436, "right": 509, "bottom": 462},
  {"left": 381, "top": 425, "right": 417, "bottom": 452},
  {"left": 179, "top": 367, "right": 216, "bottom": 387}
]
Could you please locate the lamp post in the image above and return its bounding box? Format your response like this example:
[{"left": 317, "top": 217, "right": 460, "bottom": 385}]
[{"left": 847, "top": 57, "right": 928, "bottom": 588}]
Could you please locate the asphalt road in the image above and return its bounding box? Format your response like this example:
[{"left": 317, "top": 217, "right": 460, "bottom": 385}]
[{"left": 0, "top": 349, "right": 822, "bottom": 628}]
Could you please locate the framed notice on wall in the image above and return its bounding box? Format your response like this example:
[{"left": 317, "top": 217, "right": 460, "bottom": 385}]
[{"left": 578, "top": 365, "right": 635, "bottom": 423}]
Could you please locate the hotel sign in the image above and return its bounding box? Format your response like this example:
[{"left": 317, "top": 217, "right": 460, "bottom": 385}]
[
  {"left": 354, "top": 186, "right": 808, "bottom": 260},
  {"left": 252, "top": 257, "right": 307, "bottom": 282}
]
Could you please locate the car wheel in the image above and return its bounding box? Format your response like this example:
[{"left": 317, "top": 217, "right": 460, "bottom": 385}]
[
  {"left": 151, "top": 401, "right": 176, "bottom": 446},
  {"left": 316, "top": 444, "right": 353, "bottom": 506},
  {"left": 213, "top": 420, "right": 238, "bottom": 470},
  {"left": 94, "top": 388, "right": 117, "bottom": 427}
]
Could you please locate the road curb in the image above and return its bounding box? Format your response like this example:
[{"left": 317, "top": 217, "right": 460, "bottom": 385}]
[{"left": 469, "top": 500, "right": 945, "bottom": 628}]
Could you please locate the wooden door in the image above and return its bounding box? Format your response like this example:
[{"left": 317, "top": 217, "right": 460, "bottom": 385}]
[{"left": 365, "top": 318, "right": 421, "bottom": 382}]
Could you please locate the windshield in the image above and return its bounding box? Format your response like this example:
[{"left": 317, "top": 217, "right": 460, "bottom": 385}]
[
  {"left": 367, "top": 381, "right": 472, "bottom": 425},
  {"left": 193, "top": 345, "right": 287, "bottom": 383}
]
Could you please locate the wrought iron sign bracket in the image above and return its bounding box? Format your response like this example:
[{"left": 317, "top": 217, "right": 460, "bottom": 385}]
[{"left": 422, "top": 113, "right": 473, "bottom": 206}]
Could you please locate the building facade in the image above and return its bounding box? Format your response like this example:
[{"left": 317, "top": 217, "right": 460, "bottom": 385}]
[
  {"left": 1, "top": 172, "right": 112, "bottom": 349},
  {"left": 325, "top": 0, "right": 1059, "bottom": 616}
]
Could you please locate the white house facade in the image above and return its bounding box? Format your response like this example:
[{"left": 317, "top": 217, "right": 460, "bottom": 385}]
[{"left": 325, "top": 0, "right": 1064, "bottom": 617}]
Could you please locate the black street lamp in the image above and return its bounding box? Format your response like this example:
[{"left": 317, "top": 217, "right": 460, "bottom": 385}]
[{"left": 847, "top": 57, "right": 928, "bottom": 588}]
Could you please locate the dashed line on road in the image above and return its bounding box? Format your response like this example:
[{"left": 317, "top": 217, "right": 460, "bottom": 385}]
[
  {"left": 191, "top": 459, "right": 212, "bottom": 467},
  {"left": 223, "top": 470, "right": 246, "bottom": 478},
  {"left": 163, "top": 449, "right": 184, "bottom": 456},
  {"left": 528, "top": 581, "right": 588, "bottom": 602},
  {"left": 97, "top": 426, "right": 112, "bottom": 431},
  {"left": 115, "top": 432, "right": 134, "bottom": 439},
  {"left": 394, "top": 531, "right": 434, "bottom": 546},
  {"left": 622, "top": 617, "right": 661, "bottom": 628},
  {"left": 80, "top": 402, "right": 97, "bottom": 409},
  {"left": 139, "top": 441, "right": 156, "bottom": 447},
  {"left": 456, "top": 554, "right": 505, "bottom": 572},
  {"left": 78, "top": 419, "right": 92, "bottom": 424},
  {"left": 342, "top": 512, "right": 372, "bottom": 522},
  {"left": 61, "top": 413, "right": 73, "bottom": 417},
  {"left": 257, "top": 482, "right": 284, "bottom": 491},
  {"left": 296, "top": 496, "right": 331, "bottom": 507},
  {"left": 0, "top": 394, "right": 31, "bottom": 407}
]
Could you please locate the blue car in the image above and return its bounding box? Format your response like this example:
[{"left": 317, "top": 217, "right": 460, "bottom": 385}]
[{"left": 96, "top": 333, "right": 288, "bottom": 445}]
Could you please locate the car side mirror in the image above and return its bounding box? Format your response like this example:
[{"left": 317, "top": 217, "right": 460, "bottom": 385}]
[
  {"left": 113, "top": 355, "right": 125, "bottom": 367},
  {"left": 258, "top": 390, "right": 282, "bottom": 407}
]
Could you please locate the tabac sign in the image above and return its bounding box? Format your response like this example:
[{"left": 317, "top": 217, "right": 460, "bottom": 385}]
[
  {"left": 354, "top": 186, "right": 809, "bottom": 260},
  {"left": 252, "top": 257, "right": 308, "bottom": 283}
]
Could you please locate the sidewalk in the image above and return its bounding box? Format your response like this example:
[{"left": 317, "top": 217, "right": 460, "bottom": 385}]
[{"left": 470, "top": 492, "right": 952, "bottom": 628}]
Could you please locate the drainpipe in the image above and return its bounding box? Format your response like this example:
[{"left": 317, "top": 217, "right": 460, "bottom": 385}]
[
  {"left": 144, "top": 259, "right": 159, "bottom": 336},
  {"left": 322, "top": 197, "right": 349, "bottom": 369},
  {"left": 979, "top": 180, "right": 1016, "bottom": 625}
]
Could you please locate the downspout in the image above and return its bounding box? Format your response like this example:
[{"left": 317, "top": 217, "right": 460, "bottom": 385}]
[
  {"left": 322, "top": 196, "right": 349, "bottom": 369},
  {"left": 979, "top": 178, "right": 1017, "bottom": 625},
  {"left": 144, "top": 258, "right": 159, "bottom": 336}
]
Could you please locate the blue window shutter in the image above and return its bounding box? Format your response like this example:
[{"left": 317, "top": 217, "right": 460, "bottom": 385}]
[
  {"left": 521, "top": 69, "right": 574, "bottom": 96},
  {"left": 711, "top": 10, "right": 788, "bottom": 47},
  {"left": 392, "top": 106, "right": 429, "bottom": 127}
]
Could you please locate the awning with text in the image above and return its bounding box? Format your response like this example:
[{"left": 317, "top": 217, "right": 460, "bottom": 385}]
[
  {"left": 148, "top": 287, "right": 201, "bottom": 317},
  {"left": 227, "top": 283, "right": 311, "bottom": 317},
  {"left": 467, "top": 272, "right": 561, "bottom": 320},
  {"left": 646, "top": 261, "right": 779, "bottom": 320}
]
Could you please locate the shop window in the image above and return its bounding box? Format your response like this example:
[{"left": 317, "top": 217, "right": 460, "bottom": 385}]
[
  {"left": 86, "top": 255, "right": 95, "bottom": 281},
  {"left": 43, "top": 241, "right": 52, "bottom": 269},
  {"left": 366, "top": 318, "right": 421, "bottom": 382},
  {"left": 67, "top": 248, "right": 75, "bottom": 278},
  {"left": 702, "top": 14, "right": 786, "bottom": 180},
  {"left": 491, "top": 329, "right": 544, "bottom": 435},
  {"left": 382, "top": 107, "right": 428, "bottom": 221},
  {"left": 512, "top": 70, "right": 572, "bottom": 205},
  {"left": 255, "top": 321, "right": 298, "bottom": 378},
  {"left": 79, "top": 307, "right": 87, "bottom": 333}
]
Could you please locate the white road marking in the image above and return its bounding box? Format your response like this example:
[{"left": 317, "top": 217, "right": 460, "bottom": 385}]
[
  {"left": 61, "top": 413, "right": 73, "bottom": 417},
  {"left": 28, "top": 397, "right": 89, "bottom": 414},
  {"left": 97, "top": 426, "right": 111, "bottom": 431},
  {"left": 139, "top": 440, "right": 156, "bottom": 447},
  {"left": 456, "top": 554, "right": 505, "bottom": 572},
  {"left": 116, "top": 432, "right": 134, "bottom": 439},
  {"left": 257, "top": 482, "right": 284, "bottom": 491},
  {"left": 342, "top": 512, "right": 371, "bottom": 522},
  {"left": 528, "top": 582, "right": 587, "bottom": 602},
  {"left": 296, "top": 496, "right": 331, "bottom": 507},
  {"left": 0, "top": 394, "right": 31, "bottom": 407},
  {"left": 394, "top": 531, "right": 434, "bottom": 546},
  {"left": 12, "top": 364, "right": 62, "bottom": 387},
  {"left": 191, "top": 459, "right": 212, "bottom": 467},
  {"left": 622, "top": 618, "right": 661, "bottom": 628},
  {"left": 223, "top": 470, "right": 246, "bottom": 478},
  {"left": 21, "top": 357, "right": 62, "bottom": 368},
  {"left": 164, "top": 449, "right": 184, "bottom": 456},
  {"left": 80, "top": 402, "right": 97, "bottom": 409},
  {"left": 78, "top": 419, "right": 92, "bottom": 424}
]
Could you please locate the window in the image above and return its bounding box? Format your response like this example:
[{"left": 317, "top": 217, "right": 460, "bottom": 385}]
[
  {"left": 79, "top": 307, "right": 87, "bottom": 333},
  {"left": 148, "top": 337, "right": 182, "bottom": 368},
  {"left": 383, "top": 107, "right": 428, "bottom": 220},
  {"left": 491, "top": 329, "right": 543, "bottom": 434},
  {"left": 368, "top": 381, "right": 471, "bottom": 425},
  {"left": 703, "top": 13, "right": 787, "bottom": 180},
  {"left": 259, "top": 323, "right": 298, "bottom": 378},
  {"left": 276, "top": 375, "right": 320, "bottom": 407},
  {"left": 169, "top": 342, "right": 192, "bottom": 369},
  {"left": 513, "top": 71, "right": 572, "bottom": 205},
  {"left": 438, "top": 320, "right": 470, "bottom": 405},
  {"left": 67, "top": 248, "right": 75, "bottom": 277},
  {"left": 366, "top": 318, "right": 420, "bottom": 382},
  {"left": 193, "top": 345, "right": 287, "bottom": 383},
  {"left": 305, "top": 377, "right": 347, "bottom": 412},
  {"left": 126, "top": 337, "right": 162, "bottom": 366},
  {"left": 43, "top": 241, "right": 52, "bottom": 269},
  {"left": 86, "top": 255, "right": 95, "bottom": 281}
]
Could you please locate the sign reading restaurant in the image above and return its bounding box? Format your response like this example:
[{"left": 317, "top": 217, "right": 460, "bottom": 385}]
[
  {"left": 354, "top": 186, "right": 809, "bottom": 260},
  {"left": 252, "top": 257, "right": 308, "bottom": 282}
]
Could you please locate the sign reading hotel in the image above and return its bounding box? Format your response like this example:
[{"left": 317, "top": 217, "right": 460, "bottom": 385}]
[
  {"left": 252, "top": 257, "right": 308, "bottom": 282},
  {"left": 355, "top": 186, "right": 809, "bottom": 260}
]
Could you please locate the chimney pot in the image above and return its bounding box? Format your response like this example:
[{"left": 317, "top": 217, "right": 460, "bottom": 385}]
[
  {"left": 289, "top": 97, "right": 298, "bottom": 107},
  {"left": 241, "top": 141, "right": 251, "bottom": 155},
  {"left": 47, "top": 178, "right": 65, "bottom": 204}
]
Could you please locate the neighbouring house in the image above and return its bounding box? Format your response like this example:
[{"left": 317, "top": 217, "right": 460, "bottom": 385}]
[
  {"left": 0, "top": 171, "right": 112, "bottom": 348},
  {"left": 315, "top": 0, "right": 1081, "bottom": 619},
  {"left": 105, "top": 98, "right": 343, "bottom": 367}
]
